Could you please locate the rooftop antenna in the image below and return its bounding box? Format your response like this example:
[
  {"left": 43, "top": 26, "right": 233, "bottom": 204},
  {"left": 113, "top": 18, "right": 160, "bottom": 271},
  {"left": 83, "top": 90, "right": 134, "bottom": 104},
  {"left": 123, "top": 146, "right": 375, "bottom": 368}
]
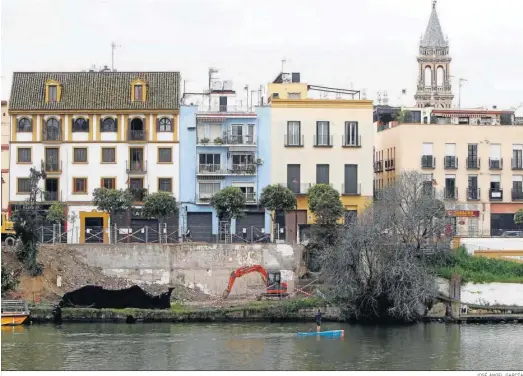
[
  {"left": 111, "top": 42, "right": 122, "bottom": 71},
  {"left": 377, "top": 91, "right": 382, "bottom": 105},
  {"left": 362, "top": 88, "right": 367, "bottom": 100},
  {"left": 458, "top": 78, "right": 468, "bottom": 109},
  {"left": 281, "top": 58, "right": 286, "bottom": 73},
  {"left": 208, "top": 68, "right": 219, "bottom": 110},
  {"left": 383, "top": 90, "right": 389, "bottom": 105}
]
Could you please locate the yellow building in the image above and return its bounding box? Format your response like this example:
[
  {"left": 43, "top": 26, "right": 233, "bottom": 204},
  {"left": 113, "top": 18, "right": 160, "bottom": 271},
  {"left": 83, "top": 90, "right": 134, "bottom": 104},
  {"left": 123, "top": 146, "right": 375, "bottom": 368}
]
[
  {"left": 374, "top": 106, "right": 523, "bottom": 236},
  {"left": 1, "top": 100, "right": 9, "bottom": 213},
  {"left": 267, "top": 72, "right": 374, "bottom": 242}
]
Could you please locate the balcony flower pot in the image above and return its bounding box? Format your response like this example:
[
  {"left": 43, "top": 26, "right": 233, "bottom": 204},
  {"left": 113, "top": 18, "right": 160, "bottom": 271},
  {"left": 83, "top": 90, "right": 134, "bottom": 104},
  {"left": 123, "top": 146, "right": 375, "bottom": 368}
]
[
  {"left": 200, "top": 138, "right": 210, "bottom": 144},
  {"left": 214, "top": 137, "right": 224, "bottom": 145}
]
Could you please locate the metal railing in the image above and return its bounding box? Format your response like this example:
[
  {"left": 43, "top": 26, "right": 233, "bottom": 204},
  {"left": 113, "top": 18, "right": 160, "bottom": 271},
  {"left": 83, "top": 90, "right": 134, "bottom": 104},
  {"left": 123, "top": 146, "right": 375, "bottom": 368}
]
[
  {"left": 384, "top": 159, "right": 395, "bottom": 171},
  {"left": 467, "top": 187, "right": 480, "bottom": 201},
  {"left": 128, "top": 129, "right": 146, "bottom": 141},
  {"left": 284, "top": 134, "right": 304, "bottom": 147},
  {"left": 126, "top": 160, "right": 147, "bottom": 173},
  {"left": 42, "top": 129, "right": 62, "bottom": 141},
  {"left": 313, "top": 134, "right": 333, "bottom": 147},
  {"left": 44, "top": 191, "right": 60, "bottom": 201},
  {"left": 342, "top": 135, "right": 361, "bottom": 147},
  {"left": 230, "top": 164, "right": 256, "bottom": 174},
  {"left": 489, "top": 158, "right": 503, "bottom": 170},
  {"left": 42, "top": 159, "right": 62, "bottom": 173},
  {"left": 444, "top": 186, "right": 458, "bottom": 200},
  {"left": 466, "top": 157, "right": 480, "bottom": 169},
  {"left": 489, "top": 188, "right": 503, "bottom": 201},
  {"left": 444, "top": 156, "right": 458, "bottom": 169},
  {"left": 198, "top": 164, "right": 223, "bottom": 174},
  {"left": 281, "top": 182, "right": 311, "bottom": 195},
  {"left": 512, "top": 189, "right": 523, "bottom": 201},
  {"left": 374, "top": 161, "right": 384, "bottom": 172},
  {"left": 421, "top": 155, "right": 435, "bottom": 168},
  {"left": 341, "top": 183, "right": 361, "bottom": 195}
]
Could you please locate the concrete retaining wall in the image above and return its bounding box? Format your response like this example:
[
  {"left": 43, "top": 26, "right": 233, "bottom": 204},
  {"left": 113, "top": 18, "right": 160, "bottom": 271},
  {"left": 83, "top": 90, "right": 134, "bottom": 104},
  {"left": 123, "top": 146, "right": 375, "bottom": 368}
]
[
  {"left": 459, "top": 238, "right": 523, "bottom": 253},
  {"left": 67, "top": 243, "right": 303, "bottom": 298},
  {"left": 461, "top": 282, "right": 523, "bottom": 307}
]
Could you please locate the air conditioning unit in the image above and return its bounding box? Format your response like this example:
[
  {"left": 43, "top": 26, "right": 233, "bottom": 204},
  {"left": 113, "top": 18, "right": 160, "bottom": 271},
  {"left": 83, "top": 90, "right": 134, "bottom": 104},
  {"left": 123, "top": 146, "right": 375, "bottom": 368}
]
[{"left": 256, "top": 158, "right": 263, "bottom": 165}]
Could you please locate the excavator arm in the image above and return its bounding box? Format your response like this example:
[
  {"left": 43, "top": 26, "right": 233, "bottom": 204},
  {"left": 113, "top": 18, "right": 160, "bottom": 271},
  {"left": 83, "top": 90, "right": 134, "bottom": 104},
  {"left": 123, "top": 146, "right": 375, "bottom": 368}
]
[{"left": 222, "top": 265, "right": 268, "bottom": 299}]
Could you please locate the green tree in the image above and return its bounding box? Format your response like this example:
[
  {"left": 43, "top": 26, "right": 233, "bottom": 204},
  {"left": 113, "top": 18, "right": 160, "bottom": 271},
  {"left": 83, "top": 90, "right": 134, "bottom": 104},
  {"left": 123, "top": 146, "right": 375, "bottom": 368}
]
[
  {"left": 143, "top": 192, "right": 178, "bottom": 222},
  {"left": 210, "top": 186, "right": 246, "bottom": 220},
  {"left": 307, "top": 184, "right": 344, "bottom": 225},
  {"left": 1, "top": 261, "right": 18, "bottom": 297},
  {"left": 92, "top": 188, "right": 133, "bottom": 220},
  {"left": 515, "top": 209, "right": 523, "bottom": 225},
  {"left": 12, "top": 167, "right": 46, "bottom": 276},
  {"left": 46, "top": 202, "right": 68, "bottom": 223},
  {"left": 259, "top": 184, "right": 297, "bottom": 218}
]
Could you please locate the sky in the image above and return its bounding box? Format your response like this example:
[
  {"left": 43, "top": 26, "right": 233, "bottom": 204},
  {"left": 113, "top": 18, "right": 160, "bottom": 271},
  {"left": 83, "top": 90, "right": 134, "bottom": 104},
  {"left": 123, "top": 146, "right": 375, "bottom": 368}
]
[{"left": 1, "top": 0, "right": 522, "bottom": 111}]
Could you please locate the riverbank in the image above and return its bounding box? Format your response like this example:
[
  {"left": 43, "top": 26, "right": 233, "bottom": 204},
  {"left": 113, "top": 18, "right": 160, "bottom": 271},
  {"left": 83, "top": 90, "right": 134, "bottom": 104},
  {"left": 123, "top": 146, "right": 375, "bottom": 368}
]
[{"left": 26, "top": 298, "right": 523, "bottom": 325}]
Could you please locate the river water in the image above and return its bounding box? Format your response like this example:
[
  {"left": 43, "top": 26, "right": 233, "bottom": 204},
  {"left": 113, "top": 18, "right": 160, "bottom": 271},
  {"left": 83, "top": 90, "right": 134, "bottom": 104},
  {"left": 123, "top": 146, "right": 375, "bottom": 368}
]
[{"left": 2, "top": 322, "right": 522, "bottom": 371}]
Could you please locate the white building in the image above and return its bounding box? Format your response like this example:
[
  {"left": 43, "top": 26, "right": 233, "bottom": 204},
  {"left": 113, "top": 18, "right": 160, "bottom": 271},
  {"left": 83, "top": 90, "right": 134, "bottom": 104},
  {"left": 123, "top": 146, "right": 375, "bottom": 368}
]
[{"left": 8, "top": 71, "right": 180, "bottom": 243}]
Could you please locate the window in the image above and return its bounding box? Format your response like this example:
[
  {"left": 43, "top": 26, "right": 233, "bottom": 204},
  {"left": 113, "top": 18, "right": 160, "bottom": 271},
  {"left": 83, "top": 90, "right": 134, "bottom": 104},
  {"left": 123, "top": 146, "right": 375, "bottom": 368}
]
[
  {"left": 490, "top": 144, "right": 501, "bottom": 169},
  {"left": 73, "top": 178, "right": 87, "bottom": 193},
  {"left": 101, "top": 178, "right": 116, "bottom": 190},
  {"left": 231, "top": 154, "right": 255, "bottom": 172},
  {"left": 158, "top": 178, "right": 173, "bottom": 193},
  {"left": 157, "top": 117, "right": 172, "bottom": 132},
  {"left": 468, "top": 175, "right": 479, "bottom": 200},
  {"left": 198, "top": 181, "right": 220, "bottom": 200},
  {"left": 344, "top": 122, "right": 359, "bottom": 146},
  {"left": 134, "top": 85, "right": 143, "bottom": 101},
  {"left": 467, "top": 144, "right": 479, "bottom": 168},
  {"left": 48, "top": 86, "right": 57, "bottom": 102},
  {"left": 316, "top": 164, "right": 330, "bottom": 184},
  {"left": 101, "top": 147, "right": 116, "bottom": 163},
  {"left": 344, "top": 164, "right": 359, "bottom": 195},
  {"left": 45, "top": 148, "right": 60, "bottom": 172},
  {"left": 287, "top": 164, "right": 301, "bottom": 193},
  {"left": 513, "top": 176, "right": 523, "bottom": 191},
  {"left": 422, "top": 142, "right": 433, "bottom": 155},
  {"left": 444, "top": 174, "right": 457, "bottom": 199},
  {"left": 101, "top": 118, "right": 117, "bottom": 132},
  {"left": 513, "top": 144, "right": 523, "bottom": 169},
  {"left": 238, "top": 186, "right": 255, "bottom": 202},
  {"left": 17, "top": 118, "right": 32, "bottom": 132},
  {"left": 199, "top": 154, "right": 221, "bottom": 172},
  {"left": 286, "top": 121, "right": 301, "bottom": 146},
  {"left": 73, "top": 148, "right": 88, "bottom": 163},
  {"left": 219, "top": 96, "right": 227, "bottom": 112},
  {"left": 315, "top": 121, "right": 330, "bottom": 146},
  {"left": 17, "top": 178, "right": 31, "bottom": 193},
  {"left": 158, "top": 148, "right": 172, "bottom": 163},
  {"left": 247, "top": 124, "right": 255, "bottom": 144},
  {"left": 72, "top": 118, "right": 89, "bottom": 132},
  {"left": 444, "top": 143, "right": 457, "bottom": 168},
  {"left": 231, "top": 125, "right": 243, "bottom": 144},
  {"left": 44, "top": 118, "right": 61, "bottom": 141},
  {"left": 490, "top": 175, "right": 501, "bottom": 190},
  {"left": 17, "top": 148, "right": 31, "bottom": 163}
]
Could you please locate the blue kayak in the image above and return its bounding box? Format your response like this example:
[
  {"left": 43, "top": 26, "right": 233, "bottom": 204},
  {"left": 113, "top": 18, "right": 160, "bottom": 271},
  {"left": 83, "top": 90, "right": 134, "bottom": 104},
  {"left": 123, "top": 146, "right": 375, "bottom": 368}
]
[{"left": 296, "top": 330, "right": 344, "bottom": 338}]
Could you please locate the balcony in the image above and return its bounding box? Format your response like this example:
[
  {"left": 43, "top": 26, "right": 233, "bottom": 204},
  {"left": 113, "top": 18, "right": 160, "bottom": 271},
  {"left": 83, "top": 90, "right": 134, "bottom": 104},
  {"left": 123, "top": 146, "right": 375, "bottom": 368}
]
[
  {"left": 384, "top": 159, "right": 395, "bottom": 171},
  {"left": 422, "top": 185, "right": 436, "bottom": 197},
  {"left": 467, "top": 187, "right": 481, "bottom": 201},
  {"left": 198, "top": 134, "right": 256, "bottom": 146},
  {"left": 444, "top": 156, "right": 458, "bottom": 169},
  {"left": 489, "top": 188, "right": 503, "bottom": 201},
  {"left": 466, "top": 157, "right": 480, "bottom": 169},
  {"left": 197, "top": 164, "right": 256, "bottom": 175},
  {"left": 284, "top": 134, "right": 304, "bottom": 147},
  {"left": 44, "top": 191, "right": 59, "bottom": 201},
  {"left": 126, "top": 160, "right": 147, "bottom": 173},
  {"left": 489, "top": 158, "right": 503, "bottom": 170},
  {"left": 130, "top": 188, "right": 147, "bottom": 202},
  {"left": 341, "top": 183, "right": 361, "bottom": 196},
  {"left": 313, "top": 135, "right": 333, "bottom": 147},
  {"left": 444, "top": 186, "right": 458, "bottom": 200},
  {"left": 196, "top": 192, "right": 214, "bottom": 204},
  {"left": 128, "top": 129, "right": 146, "bottom": 141},
  {"left": 512, "top": 158, "right": 523, "bottom": 170},
  {"left": 42, "top": 159, "right": 62, "bottom": 174},
  {"left": 42, "top": 129, "right": 62, "bottom": 142},
  {"left": 421, "top": 155, "right": 435, "bottom": 169},
  {"left": 374, "top": 161, "right": 384, "bottom": 173},
  {"left": 512, "top": 189, "right": 523, "bottom": 201},
  {"left": 282, "top": 183, "right": 311, "bottom": 195},
  {"left": 244, "top": 192, "right": 257, "bottom": 203},
  {"left": 342, "top": 135, "right": 362, "bottom": 148}
]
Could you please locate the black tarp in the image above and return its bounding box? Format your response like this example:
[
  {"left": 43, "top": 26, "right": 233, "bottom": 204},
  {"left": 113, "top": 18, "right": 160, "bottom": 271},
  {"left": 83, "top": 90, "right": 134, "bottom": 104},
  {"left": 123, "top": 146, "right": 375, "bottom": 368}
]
[{"left": 58, "top": 285, "right": 174, "bottom": 309}]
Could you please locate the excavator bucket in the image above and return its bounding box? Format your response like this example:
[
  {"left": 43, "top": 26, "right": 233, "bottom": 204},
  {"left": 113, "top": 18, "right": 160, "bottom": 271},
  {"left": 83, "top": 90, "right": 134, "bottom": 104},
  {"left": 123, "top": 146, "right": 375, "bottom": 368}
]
[{"left": 222, "top": 289, "right": 230, "bottom": 299}]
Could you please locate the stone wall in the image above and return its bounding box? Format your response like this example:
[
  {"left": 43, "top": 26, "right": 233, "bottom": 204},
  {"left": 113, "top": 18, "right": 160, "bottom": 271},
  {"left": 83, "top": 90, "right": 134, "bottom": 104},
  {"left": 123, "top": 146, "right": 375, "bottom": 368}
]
[{"left": 66, "top": 243, "right": 303, "bottom": 298}]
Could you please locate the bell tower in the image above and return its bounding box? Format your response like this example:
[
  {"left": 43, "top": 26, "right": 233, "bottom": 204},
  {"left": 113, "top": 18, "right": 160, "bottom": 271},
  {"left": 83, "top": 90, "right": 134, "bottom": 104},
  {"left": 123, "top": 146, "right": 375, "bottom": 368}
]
[{"left": 414, "top": 1, "right": 454, "bottom": 108}]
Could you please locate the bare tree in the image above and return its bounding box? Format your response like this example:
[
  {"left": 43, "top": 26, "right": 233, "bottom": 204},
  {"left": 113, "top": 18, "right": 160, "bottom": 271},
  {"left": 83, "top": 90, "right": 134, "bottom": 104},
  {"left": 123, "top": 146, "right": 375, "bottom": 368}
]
[{"left": 319, "top": 171, "right": 450, "bottom": 322}]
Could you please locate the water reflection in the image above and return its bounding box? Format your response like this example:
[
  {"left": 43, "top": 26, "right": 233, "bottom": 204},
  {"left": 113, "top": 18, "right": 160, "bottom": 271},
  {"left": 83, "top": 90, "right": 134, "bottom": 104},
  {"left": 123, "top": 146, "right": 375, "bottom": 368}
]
[{"left": 1, "top": 322, "right": 522, "bottom": 371}]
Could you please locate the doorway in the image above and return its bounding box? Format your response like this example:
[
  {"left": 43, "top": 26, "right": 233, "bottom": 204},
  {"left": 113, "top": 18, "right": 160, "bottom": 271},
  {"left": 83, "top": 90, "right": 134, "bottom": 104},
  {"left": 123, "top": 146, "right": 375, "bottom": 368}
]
[{"left": 84, "top": 217, "right": 104, "bottom": 243}]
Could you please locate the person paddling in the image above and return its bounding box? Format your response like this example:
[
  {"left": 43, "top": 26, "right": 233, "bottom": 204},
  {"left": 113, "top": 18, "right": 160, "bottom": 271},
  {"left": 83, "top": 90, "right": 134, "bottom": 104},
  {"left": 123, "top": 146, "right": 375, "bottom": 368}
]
[{"left": 315, "top": 309, "right": 322, "bottom": 332}]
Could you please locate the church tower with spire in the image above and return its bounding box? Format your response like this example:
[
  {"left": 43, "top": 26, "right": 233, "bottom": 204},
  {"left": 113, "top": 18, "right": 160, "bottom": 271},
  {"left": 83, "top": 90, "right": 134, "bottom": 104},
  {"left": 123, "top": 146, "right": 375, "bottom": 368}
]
[{"left": 414, "top": 1, "right": 454, "bottom": 108}]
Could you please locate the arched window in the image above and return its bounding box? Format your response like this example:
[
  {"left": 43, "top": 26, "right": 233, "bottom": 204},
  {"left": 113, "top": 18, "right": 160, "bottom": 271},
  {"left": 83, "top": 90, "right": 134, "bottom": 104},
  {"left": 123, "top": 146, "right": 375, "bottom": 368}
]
[
  {"left": 436, "top": 66, "right": 445, "bottom": 87},
  {"left": 44, "top": 118, "right": 61, "bottom": 141},
  {"left": 101, "top": 117, "right": 117, "bottom": 132},
  {"left": 129, "top": 118, "right": 145, "bottom": 140},
  {"left": 424, "top": 66, "right": 432, "bottom": 87},
  {"left": 157, "top": 117, "right": 172, "bottom": 132},
  {"left": 72, "top": 118, "right": 89, "bottom": 132},
  {"left": 17, "top": 117, "right": 32, "bottom": 132}
]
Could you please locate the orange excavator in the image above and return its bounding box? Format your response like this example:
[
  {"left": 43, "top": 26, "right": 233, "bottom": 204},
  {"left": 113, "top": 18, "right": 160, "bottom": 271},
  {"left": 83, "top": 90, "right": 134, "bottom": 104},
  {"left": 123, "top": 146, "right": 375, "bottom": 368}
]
[{"left": 222, "top": 265, "right": 289, "bottom": 300}]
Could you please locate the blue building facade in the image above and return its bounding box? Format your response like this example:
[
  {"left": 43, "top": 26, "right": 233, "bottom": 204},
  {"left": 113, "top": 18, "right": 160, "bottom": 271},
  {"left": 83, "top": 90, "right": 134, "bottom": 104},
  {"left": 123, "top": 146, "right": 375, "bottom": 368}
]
[{"left": 179, "top": 92, "right": 271, "bottom": 242}]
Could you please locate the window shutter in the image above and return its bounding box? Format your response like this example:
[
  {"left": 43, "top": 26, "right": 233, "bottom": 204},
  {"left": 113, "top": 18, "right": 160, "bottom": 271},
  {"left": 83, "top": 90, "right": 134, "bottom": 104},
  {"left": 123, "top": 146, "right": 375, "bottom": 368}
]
[
  {"left": 100, "top": 117, "right": 103, "bottom": 132},
  {"left": 156, "top": 117, "right": 161, "bottom": 132},
  {"left": 114, "top": 118, "right": 118, "bottom": 132},
  {"left": 85, "top": 118, "right": 90, "bottom": 132}
]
